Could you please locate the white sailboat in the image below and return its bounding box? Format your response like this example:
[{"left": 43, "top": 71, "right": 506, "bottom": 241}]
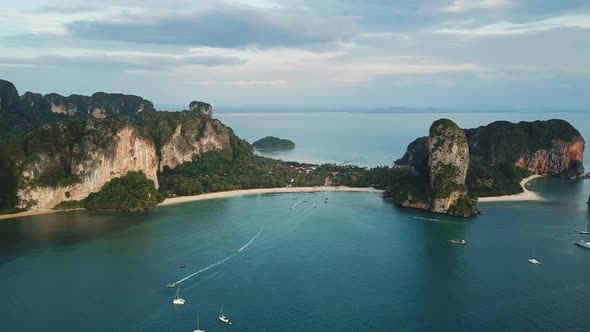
[
  {"left": 193, "top": 314, "right": 205, "bottom": 332},
  {"left": 529, "top": 247, "right": 541, "bottom": 265},
  {"left": 218, "top": 304, "right": 231, "bottom": 324},
  {"left": 173, "top": 285, "right": 186, "bottom": 305},
  {"left": 579, "top": 218, "right": 589, "bottom": 235}
]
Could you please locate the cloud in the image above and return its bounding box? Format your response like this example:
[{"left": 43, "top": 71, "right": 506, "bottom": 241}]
[
  {"left": 65, "top": 6, "right": 357, "bottom": 49},
  {"left": 26, "top": 2, "right": 101, "bottom": 14},
  {"left": 437, "top": 14, "right": 590, "bottom": 35},
  {"left": 0, "top": 52, "right": 244, "bottom": 70},
  {"left": 442, "top": 0, "right": 512, "bottom": 13}
]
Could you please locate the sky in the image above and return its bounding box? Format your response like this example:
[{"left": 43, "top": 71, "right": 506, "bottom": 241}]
[{"left": 1, "top": 0, "right": 589, "bottom": 110}]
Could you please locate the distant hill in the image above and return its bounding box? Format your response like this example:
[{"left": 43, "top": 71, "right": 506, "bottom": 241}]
[{"left": 252, "top": 136, "right": 295, "bottom": 150}]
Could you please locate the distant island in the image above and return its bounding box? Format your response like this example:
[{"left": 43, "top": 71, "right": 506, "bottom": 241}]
[
  {"left": 252, "top": 136, "right": 295, "bottom": 150},
  {"left": 0, "top": 78, "right": 586, "bottom": 218}
]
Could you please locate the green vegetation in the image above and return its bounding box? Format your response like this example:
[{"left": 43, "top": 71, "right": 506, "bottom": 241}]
[
  {"left": 252, "top": 136, "right": 296, "bottom": 150},
  {"left": 448, "top": 194, "right": 478, "bottom": 217},
  {"left": 431, "top": 164, "right": 465, "bottom": 199},
  {"left": 83, "top": 171, "right": 163, "bottom": 211}
]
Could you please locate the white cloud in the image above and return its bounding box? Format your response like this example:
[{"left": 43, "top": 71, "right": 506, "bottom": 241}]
[
  {"left": 437, "top": 14, "right": 590, "bottom": 35},
  {"left": 442, "top": 0, "right": 512, "bottom": 13}
]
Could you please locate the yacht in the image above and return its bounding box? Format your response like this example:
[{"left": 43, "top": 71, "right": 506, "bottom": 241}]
[
  {"left": 448, "top": 239, "right": 466, "bottom": 245},
  {"left": 218, "top": 304, "right": 231, "bottom": 324},
  {"left": 575, "top": 240, "right": 590, "bottom": 249},
  {"left": 193, "top": 314, "right": 205, "bottom": 332},
  {"left": 173, "top": 285, "right": 186, "bottom": 305},
  {"left": 579, "top": 218, "right": 589, "bottom": 235},
  {"left": 528, "top": 258, "right": 541, "bottom": 265}
]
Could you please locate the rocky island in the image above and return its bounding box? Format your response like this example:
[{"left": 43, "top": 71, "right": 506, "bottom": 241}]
[{"left": 252, "top": 136, "right": 296, "bottom": 150}]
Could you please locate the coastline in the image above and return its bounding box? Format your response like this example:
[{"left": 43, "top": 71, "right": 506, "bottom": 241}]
[
  {"left": 159, "top": 186, "right": 384, "bottom": 207},
  {"left": 478, "top": 175, "right": 543, "bottom": 202},
  {"left": 0, "top": 187, "right": 383, "bottom": 220}
]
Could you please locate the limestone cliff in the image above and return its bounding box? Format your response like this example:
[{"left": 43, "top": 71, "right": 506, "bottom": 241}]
[
  {"left": 465, "top": 119, "right": 585, "bottom": 178},
  {"left": 0, "top": 79, "right": 237, "bottom": 210},
  {"left": 17, "top": 125, "right": 159, "bottom": 209},
  {"left": 388, "top": 119, "right": 477, "bottom": 217},
  {"left": 428, "top": 119, "right": 470, "bottom": 214}
]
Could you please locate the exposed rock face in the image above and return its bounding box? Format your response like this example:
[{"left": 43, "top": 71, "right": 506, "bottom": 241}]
[
  {"left": 465, "top": 119, "right": 585, "bottom": 178},
  {"left": 189, "top": 101, "right": 213, "bottom": 117},
  {"left": 428, "top": 119, "right": 470, "bottom": 214},
  {"left": 514, "top": 136, "right": 585, "bottom": 178},
  {"left": 159, "top": 119, "right": 231, "bottom": 171},
  {"left": 389, "top": 119, "right": 477, "bottom": 217},
  {"left": 17, "top": 126, "right": 159, "bottom": 209}
]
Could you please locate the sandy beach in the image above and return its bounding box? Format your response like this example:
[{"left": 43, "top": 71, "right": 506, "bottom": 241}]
[
  {"left": 159, "top": 186, "right": 384, "bottom": 207},
  {"left": 0, "top": 187, "right": 383, "bottom": 220},
  {"left": 478, "top": 175, "right": 543, "bottom": 202}
]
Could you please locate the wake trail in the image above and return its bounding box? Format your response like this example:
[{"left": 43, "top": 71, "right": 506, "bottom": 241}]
[
  {"left": 236, "top": 225, "right": 264, "bottom": 252},
  {"left": 412, "top": 216, "right": 461, "bottom": 224},
  {"left": 290, "top": 199, "right": 303, "bottom": 209},
  {"left": 167, "top": 226, "right": 265, "bottom": 287},
  {"left": 168, "top": 254, "right": 235, "bottom": 287}
]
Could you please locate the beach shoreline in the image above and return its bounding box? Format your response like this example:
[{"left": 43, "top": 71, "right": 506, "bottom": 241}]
[
  {"left": 159, "top": 186, "right": 384, "bottom": 207},
  {"left": 478, "top": 175, "right": 543, "bottom": 202},
  {"left": 0, "top": 187, "right": 383, "bottom": 220}
]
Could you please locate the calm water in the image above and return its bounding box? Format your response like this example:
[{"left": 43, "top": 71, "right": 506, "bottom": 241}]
[
  {"left": 1, "top": 112, "right": 590, "bottom": 331},
  {"left": 217, "top": 112, "right": 590, "bottom": 169}
]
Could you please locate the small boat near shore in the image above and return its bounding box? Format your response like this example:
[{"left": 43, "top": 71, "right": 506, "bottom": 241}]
[
  {"left": 448, "top": 239, "right": 466, "bottom": 245},
  {"left": 575, "top": 240, "right": 590, "bottom": 249}
]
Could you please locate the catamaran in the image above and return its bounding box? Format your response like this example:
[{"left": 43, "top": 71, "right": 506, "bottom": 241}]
[
  {"left": 218, "top": 304, "right": 231, "bottom": 324},
  {"left": 172, "top": 285, "right": 186, "bottom": 305},
  {"left": 575, "top": 240, "right": 590, "bottom": 249},
  {"left": 579, "top": 218, "right": 590, "bottom": 235},
  {"left": 193, "top": 314, "right": 205, "bottom": 332}
]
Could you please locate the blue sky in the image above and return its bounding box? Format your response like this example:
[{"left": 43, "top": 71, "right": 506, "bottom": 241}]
[{"left": 1, "top": 0, "right": 589, "bottom": 110}]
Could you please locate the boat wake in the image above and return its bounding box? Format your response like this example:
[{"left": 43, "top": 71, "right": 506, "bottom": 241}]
[
  {"left": 290, "top": 199, "right": 303, "bottom": 209},
  {"left": 167, "top": 226, "right": 265, "bottom": 287},
  {"left": 236, "top": 226, "right": 264, "bottom": 252},
  {"left": 168, "top": 254, "right": 235, "bottom": 288},
  {"left": 413, "top": 216, "right": 442, "bottom": 222}
]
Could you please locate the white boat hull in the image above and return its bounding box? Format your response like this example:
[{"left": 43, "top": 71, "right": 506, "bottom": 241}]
[
  {"left": 173, "top": 298, "right": 186, "bottom": 305},
  {"left": 528, "top": 259, "right": 540, "bottom": 265}
]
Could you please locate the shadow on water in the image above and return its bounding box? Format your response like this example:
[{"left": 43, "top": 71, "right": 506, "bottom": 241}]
[{"left": 0, "top": 210, "right": 162, "bottom": 265}]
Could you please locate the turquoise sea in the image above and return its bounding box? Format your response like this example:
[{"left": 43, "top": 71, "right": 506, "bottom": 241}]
[{"left": 1, "top": 112, "right": 590, "bottom": 331}]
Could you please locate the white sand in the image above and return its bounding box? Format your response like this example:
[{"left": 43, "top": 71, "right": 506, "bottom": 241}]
[
  {"left": 478, "top": 175, "right": 543, "bottom": 202},
  {"left": 159, "top": 186, "right": 384, "bottom": 207}
]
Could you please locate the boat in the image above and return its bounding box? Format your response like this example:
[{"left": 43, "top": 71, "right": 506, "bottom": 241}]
[
  {"left": 528, "top": 258, "right": 541, "bottom": 265},
  {"left": 193, "top": 314, "right": 205, "bottom": 332},
  {"left": 172, "top": 285, "right": 186, "bottom": 305},
  {"left": 575, "top": 240, "right": 590, "bottom": 249},
  {"left": 180, "top": 264, "right": 187, "bottom": 269},
  {"left": 218, "top": 304, "right": 231, "bottom": 324},
  {"left": 448, "top": 239, "right": 466, "bottom": 245},
  {"left": 167, "top": 283, "right": 176, "bottom": 288},
  {"left": 579, "top": 218, "right": 590, "bottom": 235}
]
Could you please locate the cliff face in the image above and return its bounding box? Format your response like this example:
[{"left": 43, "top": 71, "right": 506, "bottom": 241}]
[
  {"left": 0, "top": 80, "right": 236, "bottom": 210},
  {"left": 389, "top": 119, "right": 477, "bottom": 217},
  {"left": 17, "top": 125, "right": 160, "bottom": 209},
  {"left": 159, "top": 120, "right": 232, "bottom": 171},
  {"left": 466, "top": 119, "right": 585, "bottom": 178},
  {"left": 428, "top": 119, "right": 470, "bottom": 214}
]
